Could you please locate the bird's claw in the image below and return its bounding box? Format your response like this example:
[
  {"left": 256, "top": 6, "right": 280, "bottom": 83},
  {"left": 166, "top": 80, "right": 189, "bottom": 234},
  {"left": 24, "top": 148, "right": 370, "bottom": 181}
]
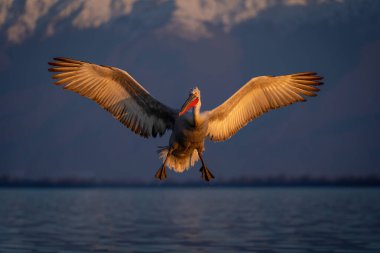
[
  {"left": 155, "top": 165, "right": 167, "bottom": 180},
  {"left": 199, "top": 166, "right": 215, "bottom": 182}
]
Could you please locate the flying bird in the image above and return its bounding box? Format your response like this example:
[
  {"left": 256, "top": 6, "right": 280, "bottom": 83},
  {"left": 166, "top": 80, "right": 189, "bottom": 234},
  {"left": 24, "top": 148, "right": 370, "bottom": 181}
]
[{"left": 48, "top": 58, "right": 323, "bottom": 181}]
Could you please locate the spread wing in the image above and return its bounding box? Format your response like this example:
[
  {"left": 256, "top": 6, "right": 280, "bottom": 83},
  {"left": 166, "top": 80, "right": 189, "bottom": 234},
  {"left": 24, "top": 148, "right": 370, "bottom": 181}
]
[
  {"left": 206, "top": 72, "right": 323, "bottom": 142},
  {"left": 48, "top": 57, "right": 177, "bottom": 138}
]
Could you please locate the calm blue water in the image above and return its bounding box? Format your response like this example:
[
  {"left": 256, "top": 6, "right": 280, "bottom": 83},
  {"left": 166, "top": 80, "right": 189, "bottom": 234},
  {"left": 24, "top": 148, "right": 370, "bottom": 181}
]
[{"left": 0, "top": 187, "right": 379, "bottom": 253}]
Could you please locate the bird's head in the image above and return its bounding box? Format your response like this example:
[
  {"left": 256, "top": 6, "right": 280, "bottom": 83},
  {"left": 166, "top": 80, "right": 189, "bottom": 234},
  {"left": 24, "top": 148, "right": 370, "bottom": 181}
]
[{"left": 179, "top": 87, "right": 201, "bottom": 116}]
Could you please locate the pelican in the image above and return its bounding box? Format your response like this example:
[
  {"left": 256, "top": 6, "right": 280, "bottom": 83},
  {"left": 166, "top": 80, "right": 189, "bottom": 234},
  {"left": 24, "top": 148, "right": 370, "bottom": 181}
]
[{"left": 48, "top": 57, "right": 323, "bottom": 181}]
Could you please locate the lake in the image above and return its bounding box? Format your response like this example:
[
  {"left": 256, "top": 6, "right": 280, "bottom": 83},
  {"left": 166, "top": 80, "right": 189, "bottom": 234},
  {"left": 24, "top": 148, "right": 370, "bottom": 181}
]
[{"left": 0, "top": 187, "right": 379, "bottom": 252}]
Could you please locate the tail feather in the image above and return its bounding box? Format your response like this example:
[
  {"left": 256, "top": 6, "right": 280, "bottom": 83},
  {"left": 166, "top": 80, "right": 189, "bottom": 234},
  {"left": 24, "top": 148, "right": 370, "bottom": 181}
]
[{"left": 158, "top": 146, "right": 200, "bottom": 173}]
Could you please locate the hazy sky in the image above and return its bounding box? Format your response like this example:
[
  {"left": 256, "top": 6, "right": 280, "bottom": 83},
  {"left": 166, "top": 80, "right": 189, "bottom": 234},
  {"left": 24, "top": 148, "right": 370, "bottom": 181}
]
[{"left": 0, "top": 0, "right": 379, "bottom": 181}]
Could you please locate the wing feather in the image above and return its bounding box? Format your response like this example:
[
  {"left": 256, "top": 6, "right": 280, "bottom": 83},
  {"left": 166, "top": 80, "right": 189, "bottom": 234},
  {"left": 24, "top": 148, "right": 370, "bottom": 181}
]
[
  {"left": 49, "top": 57, "right": 176, "bottom": 138},
  {"left": 206, "top": 73, "right": 323, "bottom": 142}
]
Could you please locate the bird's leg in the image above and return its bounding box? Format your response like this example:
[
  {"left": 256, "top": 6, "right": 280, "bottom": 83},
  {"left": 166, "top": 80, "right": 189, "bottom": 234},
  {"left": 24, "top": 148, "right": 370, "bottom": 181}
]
[
  {"left": 155, "top": 150, "right": 171, "bottom": 180},
  {"left": 155, "top": 164, "right": 167, "bottom": 180},
  {"left": 197, "top": 150, "right": 215, "bottom": 182}
]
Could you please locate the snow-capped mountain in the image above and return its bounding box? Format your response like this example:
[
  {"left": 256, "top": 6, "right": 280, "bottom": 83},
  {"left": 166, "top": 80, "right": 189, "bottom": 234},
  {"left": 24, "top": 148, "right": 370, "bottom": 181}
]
[{"left": 2, "top": 0, "right": 377, "bottom": 44}]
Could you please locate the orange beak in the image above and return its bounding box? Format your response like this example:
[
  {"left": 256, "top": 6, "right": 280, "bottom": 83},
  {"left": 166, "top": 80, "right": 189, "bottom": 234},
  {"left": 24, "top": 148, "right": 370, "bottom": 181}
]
[{"left": 179, "top": 94, "right": 199, "bottom": 116}]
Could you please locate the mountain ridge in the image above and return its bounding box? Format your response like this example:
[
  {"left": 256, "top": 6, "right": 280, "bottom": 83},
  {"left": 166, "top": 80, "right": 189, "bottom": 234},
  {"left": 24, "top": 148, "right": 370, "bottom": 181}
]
[{"left": 2, "top": 0, "right": 377, "bottom": 44}]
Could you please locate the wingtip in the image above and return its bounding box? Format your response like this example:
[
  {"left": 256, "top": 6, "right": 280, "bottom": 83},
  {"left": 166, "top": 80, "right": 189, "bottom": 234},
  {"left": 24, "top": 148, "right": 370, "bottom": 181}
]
[
  {"left": 292, "top": 72, "right": 316, "bottom": 76},
  {"left": 48, "top": 61, "right": 64, "bottom": 66},
  {"left": 53, "top": 57, "right": 82, "bottom": 64},
  {"left": 292, "top": 72, "right": 324, "bottom": 78},
  {"left": 53, "top": 57, "right": 67, "bottom": 61}
]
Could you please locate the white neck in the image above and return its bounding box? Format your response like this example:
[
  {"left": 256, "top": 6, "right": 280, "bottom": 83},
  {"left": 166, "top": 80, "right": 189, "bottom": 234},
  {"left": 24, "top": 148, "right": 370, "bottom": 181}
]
[{"left": 192, "top": 101, "right": 201, "bottom": 127}]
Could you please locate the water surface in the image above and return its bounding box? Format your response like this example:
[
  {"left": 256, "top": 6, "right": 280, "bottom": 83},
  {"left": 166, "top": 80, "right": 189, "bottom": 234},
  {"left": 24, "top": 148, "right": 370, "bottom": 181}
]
[{"left": 0, "top": 187, "right": 379, "bottom": 252}]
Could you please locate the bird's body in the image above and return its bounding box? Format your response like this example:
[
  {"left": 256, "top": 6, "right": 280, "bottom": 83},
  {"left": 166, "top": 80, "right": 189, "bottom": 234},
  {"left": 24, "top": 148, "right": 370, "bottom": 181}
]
[
  {"left": 49, "top": 57, "right": 323, "bottom": 181},
  {"left": 162, "top": 101, "right": 208, "bottom": 173}
]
